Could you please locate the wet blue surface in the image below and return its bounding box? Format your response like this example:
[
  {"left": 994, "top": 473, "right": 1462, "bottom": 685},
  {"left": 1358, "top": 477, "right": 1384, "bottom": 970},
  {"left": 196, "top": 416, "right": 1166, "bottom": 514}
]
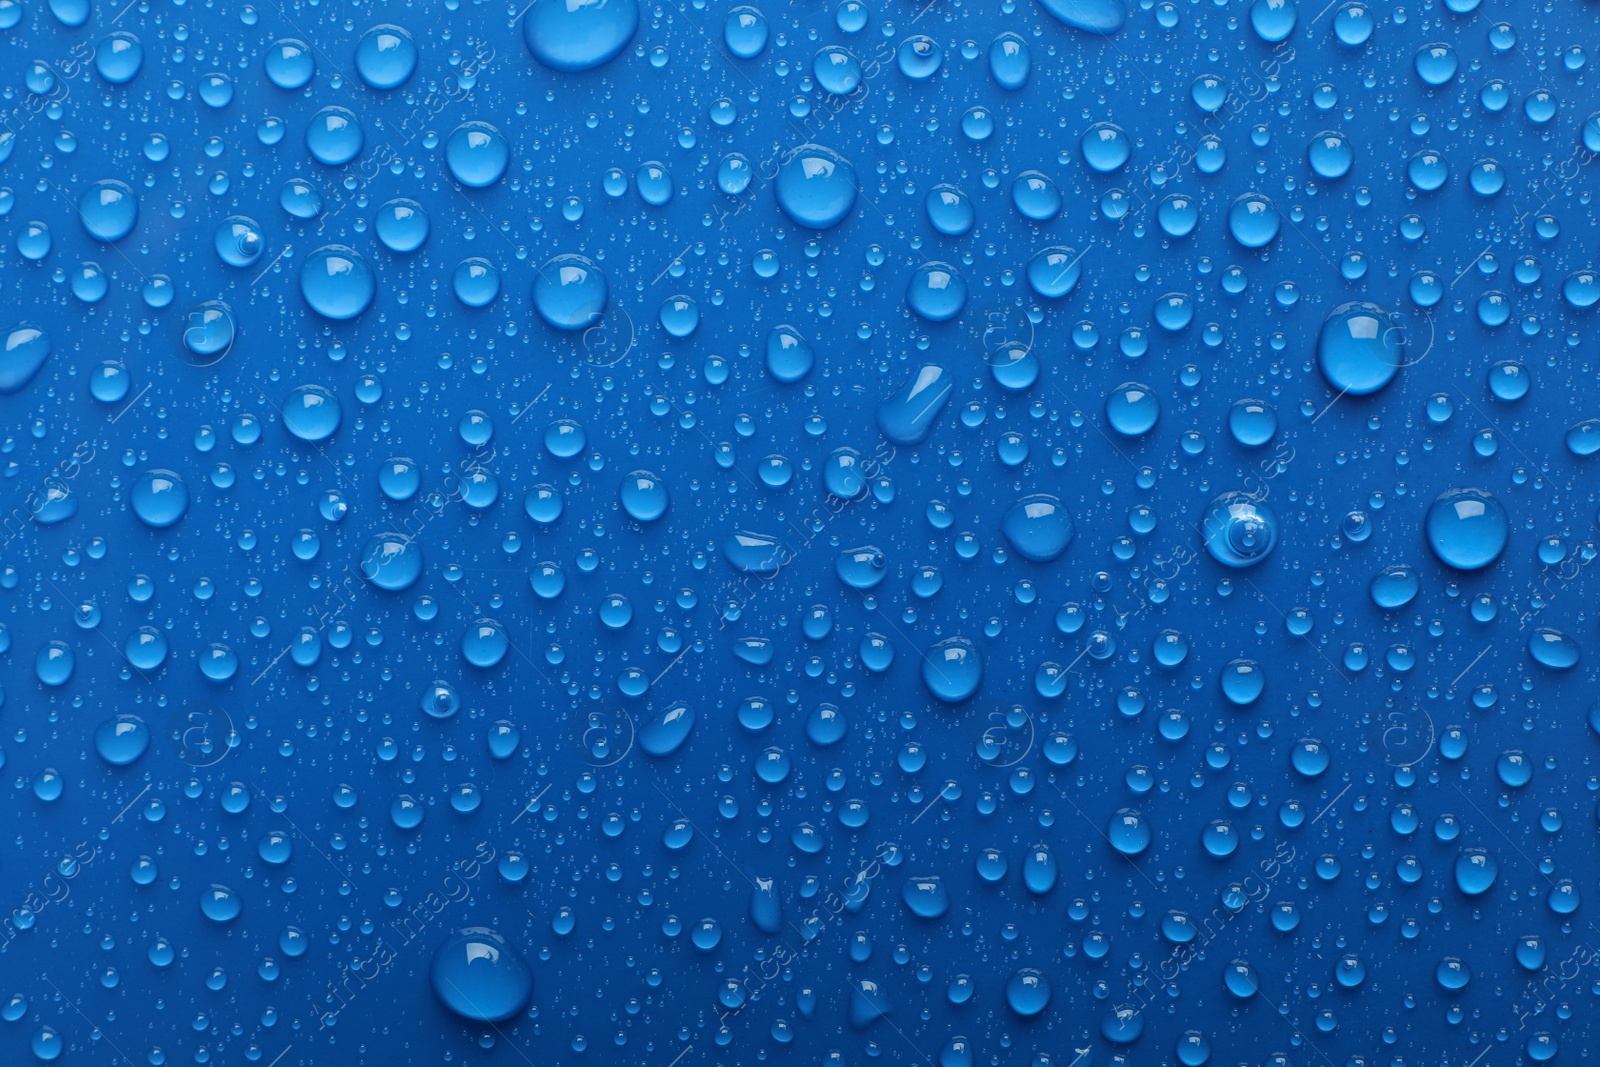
[{"left": 3, "top": 0, "right": 1600, "bottom": 1064}]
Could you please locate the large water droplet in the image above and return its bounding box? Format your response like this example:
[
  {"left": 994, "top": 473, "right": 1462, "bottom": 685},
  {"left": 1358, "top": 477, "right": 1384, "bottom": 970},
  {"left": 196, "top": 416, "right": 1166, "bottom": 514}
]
[
  {"left": 1528, "top": 628, "right": 1580, "bottom": 670},
  {"left": 533, "top": 254, "right": 609, "bottom": 330},
  {"left": 445, "top": 121, "right": 509, "bottom": 187},
  {"left": 639, "top": 702, "right": 695, "bottom": 756},
  {"left": 1424, "top": 488, "right": 1508, "bottom": 570},
  {"left": 430, "top": 928, "right": 533, "bottom": 1022},
  {"left": 877, "top": 364, "right": 952, "bottom": 445},
  {"left": 1005, "top": 968, "right": 1051, "bottom": 1016},
  {"left": 264, "top": 38, "right": 315, "bottom": 88},
  {"left": 361, "top": 533, "right": 424, "bottom": 590},
  {"left": 1080, "top": 123, "right": 1131, "bottom": 174},
  {"left": 200, "top": 884, "right": 242, "bottom": 923},
  {"left": 523, "top": 0, "right": 639, "bottom": 71},
  {"left": 1316, "top": 301, "right": 1404, "bottom": 395},
  {"left": 0, "top": 324, "right": 51, "bottom": 395},
  {"left": 1201, "top": 492, "right": 1278, "bottom": 568},
  {"left": 724, "top": 6, "right": 769, "bottom": 57},
  {"left": 95, "top": 715, "right": 150, "bottom": 766},
  {"left": 79, "top": 179, "right": 139, "bottom": 242},
  {"left": 1001, "top": 494, "right": 1074, "bottom": 562},
  {"left": 906, "top": 262, "right": 968, "bottom": 321},
  {"left": 620, "top": 470, "right": 669, "bottom": 521},
  {"left": 95, "top": 31, "right": 144, "bottom": 83},
  {"left": 1227, "top": 192, "right": 1281, "bottom": 248},
  {"left": 1027, "top": 246, "right": 1083, "bottom": 298},
  {"left": 1369, "top": 565, "right": 1420, "bottom": 609},
  {"left": 460, "top": 618, "right": 509, "bottom": 668},
  {"left": 132, "top": 469, "right": 190, "bottom": 528},
  {"left": 306, "top": 106, "right": 364, "bottom": 164},
  {"left": 836, "top": 544, "right": 887, "bottom": 588},
  {"left": 922, "top": 636, "right": 981, "bottom": 702},
  {"left": 902, "top": 875, "right": 950, "bottom": 919},
  {"left": 723, "top": 531, "right": 789, "bottom": 576},
  {"left": 1454, "top": 848, "right": 1498, "bottom": 894},
  {"left": 776, "top": 144, "right": 858, "bottom": 229},
  {"left": 355, "top": 24, "right": 418, "bottom": 89},
  {"left": 765, "top": 324, "right": 816, "bottom": 383},
  {"left": 300, "top": 245, "right": 376, "bottom": 320},
  {"left": 1036, "top": 0, "right": 1125, "bottom": 34},
  {"left": 282, "top": 384, "right": 342, "bottom": 442}
]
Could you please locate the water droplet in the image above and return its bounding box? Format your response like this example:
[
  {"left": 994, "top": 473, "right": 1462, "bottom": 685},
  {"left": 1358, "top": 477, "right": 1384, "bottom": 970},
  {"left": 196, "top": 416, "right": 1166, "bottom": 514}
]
[
  {"left": 95, "top": 31, "right": 144, "bottom": 83},
  {"left": 1249, "top": 0, "right": 1296, "bottom": 42},
  {"left": 0, "top": 323, "right": 51, "bottom": 395},
  {"left": 132, "top": 469, "right": 190, "bottom": 528},
  {"left": 430, "top": 928, "right": 533, "bottom": 1021},
  {"left": 461, "top": 618, "right": 509, "bottom": 667},
  {"left": 1004, "top": 968, "right": 1051, "bottom": 1016},
  {"left": 631, "top": 702, "right": 692, "bottom": 757},
  {"left": 265, "top": 38, "right": 315, "bottom": 88},
  {"left": 1105, "top": 382, "right": 1160, "bottom": 436},
  {"left": 724, "top": 6, "right": 769, "bottom": 57},
  {"left": 1001, "top": 495, "right": 1074, "bottom": 562},
  {"left": 1227, "top": 193, "right": 1281, "bottom": 248},
  {"left": 922, "top": 636, "right": 982, "bottom": 703},
  {"left": 877, "top": 364, "right": 952, "bottom": 445},
  {"left": 445, "top": 121, "right": 509, "bottom": 187},
  {"left": 902, "top": 875, "right": 950, "bottom": 918},
  {"left": 765, "top": 324, "right": 816, "bottom": 383},
  {"left": 95, "top": 715, "right": 150, "bottom": 765},
  {"left": 79, "top": 179, "right": 138, "bottom": 242},
  {"left": 1424, "top": 488, "right": 1508, "bottom": 570},
  {"left": 533, "top": 254, "right": 608, "bottom": 330},
  {"left": 200, "top": 884, "right": 243, "bottom": 922},
  {"left": 300, "top": 245, "right": 376, "bottom": 320},
  {"left": 1528, "top": 628, "right": 1580, "bottom": 670},
  {"left": 775, "top": 144, "right": 858, "bottom": 230},
  {"left": 361, "top": 533, "right": 424, "bottom": 590},
  {"left": 1454, "top": 847, "right": 1498, "bottom": 895},
  {"left": 906, "top": 262, "right": 967, "bottom": 321},
  {"left": 1201, "top": 492, "right": 1279, "bottom": 568},
  {"left": 1316, "top": 301, "right": 1404, "bottom": 395},
  {"left": 1026, "top": 246, "right": 1082, "bottom": 299},
  {"left": 375, "top": 198, "right": 430, "bottom": 252},
  {"left": 1036, "top": 0, "right": 1126, "bottom": 34},
  {"left": 282, "top": 384, "right": 342, "bottom": 442},
  {"left": 306, "top": 106, "right": 363, "bottom": 164},
  {"left": 355, "top": 24, "right": 418, "bottom": 89},
  {"left": 524, "top": 0, "right": 639, "bottom": 71},
  {"left": 619, "top": 470, "right": 669, "bottom": 521}
]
